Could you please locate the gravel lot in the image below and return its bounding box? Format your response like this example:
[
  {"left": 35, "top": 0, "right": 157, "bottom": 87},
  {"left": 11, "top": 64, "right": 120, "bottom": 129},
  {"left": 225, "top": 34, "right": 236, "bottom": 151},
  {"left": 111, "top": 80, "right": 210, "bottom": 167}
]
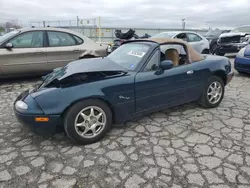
[{"left": 0, "top": 57, "right": 250, "bottom": 188}]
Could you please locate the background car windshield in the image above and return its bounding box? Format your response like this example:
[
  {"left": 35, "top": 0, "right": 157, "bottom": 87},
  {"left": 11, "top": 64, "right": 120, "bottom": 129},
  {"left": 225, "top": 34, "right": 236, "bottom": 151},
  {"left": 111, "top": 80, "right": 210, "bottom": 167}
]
[
  {"left": 151, "top": 32, "right": 176, "bottom": 38},
  {"left": 107, "top": 43, "right": 150, "bottom": 70},
  {"left": 160, "top": 44, "right": 187, "bottom": 55},
  {"left": 231, "top": 26, "right": 250, "bottom": 33},
  {"left": 204, "top": 30, "right": 222, "bottom": 37},
  {"left": 0, "top": 30, "right": 20, "bottom": 43}
]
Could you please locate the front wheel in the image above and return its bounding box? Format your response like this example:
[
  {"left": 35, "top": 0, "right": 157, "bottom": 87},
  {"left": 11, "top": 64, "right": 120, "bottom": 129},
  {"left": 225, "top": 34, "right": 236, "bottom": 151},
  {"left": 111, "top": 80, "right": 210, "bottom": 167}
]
[
  {"left": 199, "top": 76, "right": 225, "bottom": 108},
  {"left": 64, "top": 99, "right": 112, "bottom": 145}
]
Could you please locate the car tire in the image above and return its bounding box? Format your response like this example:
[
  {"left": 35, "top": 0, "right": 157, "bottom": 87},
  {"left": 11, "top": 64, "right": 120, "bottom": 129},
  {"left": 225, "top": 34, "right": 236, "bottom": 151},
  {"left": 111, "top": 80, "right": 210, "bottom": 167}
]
[
  {"left": 210, "top": 43, "right": 217, "bottom": 54},
  {"left": 201, "top": 49, "right": 210, "bottom": 54},
  {"left": 79, "top": 54, "right": 96, "bottom": 59},
  {"left": 64, "top": 99, "right": 112, "bottom": 145},
  {"left": 199, "top": 76, "right": 225, "bottom": 108},
  {"left": 215, "top": 52, "right": 225, "bottom": 56},
  {"left": 238, "top": 71, "right": 245, "bottom": 75}
]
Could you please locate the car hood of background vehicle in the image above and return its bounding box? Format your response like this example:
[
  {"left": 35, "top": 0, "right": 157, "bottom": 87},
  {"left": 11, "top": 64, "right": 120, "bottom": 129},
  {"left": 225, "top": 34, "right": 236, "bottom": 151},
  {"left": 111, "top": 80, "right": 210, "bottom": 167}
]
[
  {"left": 244, "top": 44, "right": 250, "bottom": 56},
  {"left": 39, "top": 57, "right": 129, "bottom": 87},
  {"left": 219, "top": 32, "right": 249, "bottom": 38}
]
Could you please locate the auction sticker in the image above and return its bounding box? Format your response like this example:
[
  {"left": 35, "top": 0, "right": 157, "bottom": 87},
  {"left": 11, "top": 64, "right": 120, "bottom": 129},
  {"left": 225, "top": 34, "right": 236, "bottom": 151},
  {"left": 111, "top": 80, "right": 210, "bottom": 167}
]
[{"left": 128, "top": 50, "right": 146, "bottom": 58}]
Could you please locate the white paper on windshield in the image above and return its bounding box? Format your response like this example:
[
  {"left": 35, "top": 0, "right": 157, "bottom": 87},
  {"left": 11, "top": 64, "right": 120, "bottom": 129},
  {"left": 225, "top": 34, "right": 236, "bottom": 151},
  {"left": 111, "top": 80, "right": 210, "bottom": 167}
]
[{"left": 127, "top": 50, "right": 146, "bottom": 58}]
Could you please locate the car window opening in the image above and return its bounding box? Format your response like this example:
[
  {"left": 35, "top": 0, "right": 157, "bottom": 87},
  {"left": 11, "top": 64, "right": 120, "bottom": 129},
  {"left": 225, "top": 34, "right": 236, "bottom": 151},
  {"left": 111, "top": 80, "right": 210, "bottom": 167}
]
[{"left": 160, "top": 44, "right": 189, "bottom": 67}]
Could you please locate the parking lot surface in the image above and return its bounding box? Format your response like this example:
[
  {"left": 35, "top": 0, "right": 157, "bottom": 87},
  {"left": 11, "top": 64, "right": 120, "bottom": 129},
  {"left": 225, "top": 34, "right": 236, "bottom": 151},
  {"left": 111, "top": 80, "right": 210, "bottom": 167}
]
[{"left": 0, "top": 58, "right": 250, "bottom": 188}]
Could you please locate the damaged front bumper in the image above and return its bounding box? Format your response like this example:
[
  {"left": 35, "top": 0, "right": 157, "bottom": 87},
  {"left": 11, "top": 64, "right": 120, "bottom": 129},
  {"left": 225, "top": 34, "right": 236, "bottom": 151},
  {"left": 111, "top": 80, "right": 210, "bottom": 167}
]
[
  {"left": 216, "top": 43, "right": 248, "bottom": 54},
  {"left": 13, "top": 89, "right": 61, "bottom": 135}
]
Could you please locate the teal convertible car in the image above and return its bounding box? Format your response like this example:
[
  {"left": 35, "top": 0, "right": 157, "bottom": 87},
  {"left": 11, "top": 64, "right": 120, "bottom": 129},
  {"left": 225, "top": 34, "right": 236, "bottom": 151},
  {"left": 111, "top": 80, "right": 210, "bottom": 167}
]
[{"left": 14, "top": 38, "right": 234, "bottom": 145}]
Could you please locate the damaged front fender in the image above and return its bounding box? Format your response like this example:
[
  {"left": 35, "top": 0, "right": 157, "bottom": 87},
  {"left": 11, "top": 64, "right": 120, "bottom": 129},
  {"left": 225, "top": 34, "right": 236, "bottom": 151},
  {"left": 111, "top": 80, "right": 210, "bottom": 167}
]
[{"left": 79, "top": 46, "right": 108, "bottom": 59}]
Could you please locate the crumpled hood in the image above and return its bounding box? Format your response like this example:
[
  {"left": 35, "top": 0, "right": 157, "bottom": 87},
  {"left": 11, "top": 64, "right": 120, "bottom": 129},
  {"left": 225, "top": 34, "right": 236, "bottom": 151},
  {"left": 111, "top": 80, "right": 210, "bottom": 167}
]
[
  {"left": 39, "top": 57, "right": 128, "bottom": 87},
  {"left": 58, "top": 57, "right": 128, "bottom": 80},
  {"left": 219, "top": 32, "right": 249, "bottom": 38}
]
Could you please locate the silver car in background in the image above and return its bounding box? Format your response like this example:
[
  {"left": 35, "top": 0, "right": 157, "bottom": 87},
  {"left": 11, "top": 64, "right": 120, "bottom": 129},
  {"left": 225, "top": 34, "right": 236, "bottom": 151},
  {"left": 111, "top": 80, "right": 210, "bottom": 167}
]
[
  {"left": 0, "top": 27, "right": 107, "bottom": 78},
  {"left": 151, "top": 31, "right": 210, "bottom": 54}
]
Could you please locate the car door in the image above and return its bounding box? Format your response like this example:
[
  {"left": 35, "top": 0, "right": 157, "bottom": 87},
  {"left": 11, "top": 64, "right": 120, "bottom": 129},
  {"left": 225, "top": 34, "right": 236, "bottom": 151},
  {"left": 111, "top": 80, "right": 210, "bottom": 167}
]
[
  {"left": 135, "top": 47, "right": 204, "bottom": 114},
  {"left": 186, "top": 33, "right": 204, "bottom": 53},
  {"left": 0, "top": 31, "right": 47, "bottom": 76},
  {"left": 45, "top": 31, "right": 84, "bottom": 69}
]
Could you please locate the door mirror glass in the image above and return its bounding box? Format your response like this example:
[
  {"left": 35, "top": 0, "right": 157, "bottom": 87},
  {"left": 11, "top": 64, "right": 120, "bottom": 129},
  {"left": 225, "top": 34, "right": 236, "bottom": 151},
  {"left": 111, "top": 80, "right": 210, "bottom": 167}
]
[
  {"left": 5, "top": 42, "right": 13, "bottom": 49},
  {"left": 160, "top": 60, "right": 173, "bottom": 70}
]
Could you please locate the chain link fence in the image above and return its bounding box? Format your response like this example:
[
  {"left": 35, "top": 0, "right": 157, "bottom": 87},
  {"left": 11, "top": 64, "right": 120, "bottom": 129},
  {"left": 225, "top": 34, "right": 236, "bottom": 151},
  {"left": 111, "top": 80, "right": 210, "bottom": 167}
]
[{"left": 1, "top": 18, "right": 210, "bottom": 43}]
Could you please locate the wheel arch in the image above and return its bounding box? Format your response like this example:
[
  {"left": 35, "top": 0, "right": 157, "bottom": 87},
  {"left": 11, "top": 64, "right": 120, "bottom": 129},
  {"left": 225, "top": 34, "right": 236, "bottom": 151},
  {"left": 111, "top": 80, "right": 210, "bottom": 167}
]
[
  {"left": 79, "top": 54, "right": 96, "bottom": 59},
  {"left": 212, "top": 70, "right": 227, "bottom": 85},
  {"left": 61, "top": 97, "right": 116, "bottom": 123}
]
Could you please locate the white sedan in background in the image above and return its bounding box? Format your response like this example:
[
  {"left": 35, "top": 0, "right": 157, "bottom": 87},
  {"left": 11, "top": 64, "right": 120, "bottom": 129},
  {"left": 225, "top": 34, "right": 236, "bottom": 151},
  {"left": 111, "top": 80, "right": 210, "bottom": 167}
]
[{"left": 151, "top": 31, "right": 210, "bottom": 54}]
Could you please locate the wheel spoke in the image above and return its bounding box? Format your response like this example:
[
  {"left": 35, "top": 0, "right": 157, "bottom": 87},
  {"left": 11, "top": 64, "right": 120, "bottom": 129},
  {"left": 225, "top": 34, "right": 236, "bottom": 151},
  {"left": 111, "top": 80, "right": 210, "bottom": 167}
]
[
  {"left": 81, "top": 127, "right": 89, "bottom": 135},
  {"left": 89, "top": 108, "right": 95, "bottom": 116},
  {"left": 209, "top": 96, "right": 215, "bottom": 102},
  {"left": 90, "top": 122, "right": 104, "bottom": 130},
  {"left": 215, "top": 93, "right": 222, "bottom": 101},
  {"left": 91, "top": 129, "right": 97, "bottom": 136},
  {"left": 208, "top": 91, "right": 213, "bottom": 96},
  {"left": 209, "top": 85, "right": 214, "bottom": 91},
  {"left": 95, "top": 112, "right": 103, "bottom": 121},
  {"left": 90, "top": 125, "right": 98, "bottom": 135},
  {"left": 214, "top": 82, "right": 217, "bottom": 89},
  {"left": 76, "top": 122, "right": 85, "bottom": 127},
  {"left": 80, "top": 112, "right": 88, "bottom": 120}
]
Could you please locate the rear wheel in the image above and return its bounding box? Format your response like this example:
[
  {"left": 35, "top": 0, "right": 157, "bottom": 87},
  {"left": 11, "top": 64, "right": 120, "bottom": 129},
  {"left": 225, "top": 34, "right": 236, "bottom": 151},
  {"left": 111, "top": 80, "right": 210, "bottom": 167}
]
[
  {"left": 199, "top": 76, "right": 225, "bottom": 108},
  {"left": 64, "top": 99, "right": 112, "bottom": 144}
]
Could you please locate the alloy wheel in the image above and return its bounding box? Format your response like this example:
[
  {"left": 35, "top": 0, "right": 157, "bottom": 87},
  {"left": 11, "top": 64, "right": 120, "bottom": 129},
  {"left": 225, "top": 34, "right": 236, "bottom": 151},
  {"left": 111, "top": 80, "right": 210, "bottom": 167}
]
[
  {"left": 207, "top": 81, "right": 223, "bottom": 104},
  {"left": 74, "top": 106, "right": 106, "bottom": 138}
]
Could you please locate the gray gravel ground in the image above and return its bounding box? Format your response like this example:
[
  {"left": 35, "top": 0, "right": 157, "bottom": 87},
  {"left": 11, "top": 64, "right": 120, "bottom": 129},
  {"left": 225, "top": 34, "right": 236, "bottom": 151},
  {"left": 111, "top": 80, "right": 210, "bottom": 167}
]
[{"left": 0, "top": 57, "right": 250, "bottom": 188}]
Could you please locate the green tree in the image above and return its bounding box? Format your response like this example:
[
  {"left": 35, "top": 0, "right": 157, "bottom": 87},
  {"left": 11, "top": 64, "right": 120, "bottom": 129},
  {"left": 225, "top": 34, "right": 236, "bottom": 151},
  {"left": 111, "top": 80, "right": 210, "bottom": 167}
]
[{"left": 0, "top": 27, "right": 4, "bottom": 33}]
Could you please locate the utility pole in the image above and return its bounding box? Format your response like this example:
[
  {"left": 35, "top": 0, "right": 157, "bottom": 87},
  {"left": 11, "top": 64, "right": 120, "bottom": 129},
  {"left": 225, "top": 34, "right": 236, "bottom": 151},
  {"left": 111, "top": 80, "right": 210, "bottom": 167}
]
[
  {"left": 98, "top": 16, "right": 101, "bottom": 43},
  {"left": 182, "top": 19, "right": 186, "bottom": 30},
  {"left": 77, "top": 16, "right": 79, "bottom": 27}
]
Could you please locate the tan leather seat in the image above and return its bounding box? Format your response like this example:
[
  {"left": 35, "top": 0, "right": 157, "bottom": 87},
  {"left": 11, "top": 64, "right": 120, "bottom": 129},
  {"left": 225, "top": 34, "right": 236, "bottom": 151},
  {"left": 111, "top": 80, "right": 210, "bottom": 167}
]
[{"left": 165, "top": 49, "right": 179, "bottom": 66}]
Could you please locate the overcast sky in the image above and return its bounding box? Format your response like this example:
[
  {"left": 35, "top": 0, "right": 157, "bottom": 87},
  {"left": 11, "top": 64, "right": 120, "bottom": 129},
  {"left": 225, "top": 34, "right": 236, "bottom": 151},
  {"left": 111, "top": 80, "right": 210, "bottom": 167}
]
[{"left": 0, "top": 0, "right": 250, "bottom": 29}]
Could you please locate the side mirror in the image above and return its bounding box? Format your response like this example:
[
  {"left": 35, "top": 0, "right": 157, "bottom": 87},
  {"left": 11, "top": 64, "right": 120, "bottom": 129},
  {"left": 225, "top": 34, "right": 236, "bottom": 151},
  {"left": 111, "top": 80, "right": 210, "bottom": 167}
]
[
  {"left": 160, "top": 60, "right": 173, "bottom": 70},
  {"left": 5, "top": 43, "right": 13, "bottom": 49}
]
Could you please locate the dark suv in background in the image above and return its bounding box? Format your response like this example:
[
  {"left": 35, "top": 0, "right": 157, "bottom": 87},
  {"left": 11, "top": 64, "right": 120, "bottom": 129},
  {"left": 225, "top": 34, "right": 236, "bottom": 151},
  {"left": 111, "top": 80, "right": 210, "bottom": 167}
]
[
  {"left": 204, "top": 29, "right": 230, "bottom": 54},
  {"left": 215, "top": 25, "right": 250, "bottom": 56}
]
